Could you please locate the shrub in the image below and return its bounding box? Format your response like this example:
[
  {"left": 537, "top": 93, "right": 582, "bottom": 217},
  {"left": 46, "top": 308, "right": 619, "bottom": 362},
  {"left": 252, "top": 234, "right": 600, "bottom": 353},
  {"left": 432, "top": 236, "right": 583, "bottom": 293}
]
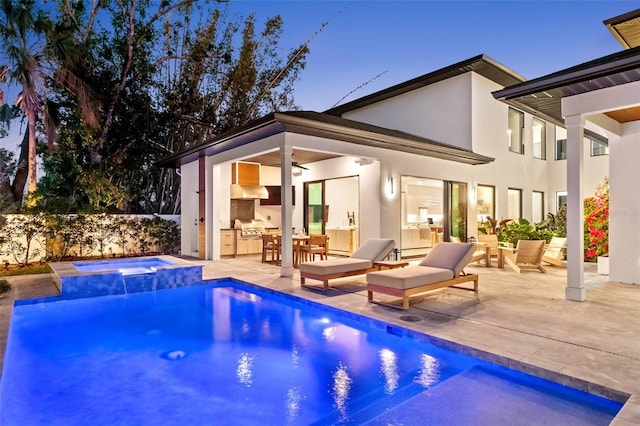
[
  {"left": 547, "top": 205, "right": 567, "bottom": 238},
  {"left": 497, "top": 218, "right": 553, "bottom": 246},
  {"left": 0, "top": 278, "right": 10, "bottom": 293},
  {"left": 584, "top": 178, "right": 609, "bottom": 261}
]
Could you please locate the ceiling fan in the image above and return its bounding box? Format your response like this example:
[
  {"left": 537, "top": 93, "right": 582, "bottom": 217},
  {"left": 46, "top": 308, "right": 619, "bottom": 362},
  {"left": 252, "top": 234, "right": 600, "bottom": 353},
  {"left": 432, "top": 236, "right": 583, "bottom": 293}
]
[{"left": 291, "top": 154, "right": 309, "bottom": 170}]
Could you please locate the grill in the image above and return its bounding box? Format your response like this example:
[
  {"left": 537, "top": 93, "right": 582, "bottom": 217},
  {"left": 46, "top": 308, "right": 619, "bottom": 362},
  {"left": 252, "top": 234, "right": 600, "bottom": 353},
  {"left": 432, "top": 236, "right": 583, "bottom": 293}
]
[{"left": 234, "top": 219, "right": 266, "bottom": 237}]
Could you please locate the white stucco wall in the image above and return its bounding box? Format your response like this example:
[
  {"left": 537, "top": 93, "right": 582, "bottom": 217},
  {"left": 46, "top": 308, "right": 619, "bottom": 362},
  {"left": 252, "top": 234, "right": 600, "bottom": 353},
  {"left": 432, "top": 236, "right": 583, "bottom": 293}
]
[
  {"left": 180, "top": 161, "right": 199, "bottom": 257},
  {"left": 341, "top": 73, "right": 473, "bottom": 150},
  {"left": 609, "top": 120, "right": 640, "bottom": 284}
]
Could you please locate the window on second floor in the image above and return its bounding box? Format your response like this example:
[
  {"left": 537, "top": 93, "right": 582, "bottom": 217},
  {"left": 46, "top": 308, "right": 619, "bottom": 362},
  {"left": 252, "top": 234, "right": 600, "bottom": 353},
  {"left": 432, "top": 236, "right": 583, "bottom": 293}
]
[
  {"left": 508, "top": 108, "right": 524, "bottom": 154},
  {"left": 532, "top": 118, "right": 546, "bottom": 160},
  {"left": 590, "top": 138, "right": 609, "bottom": 156},
  {"left": 556, "top": 139, "right": 567, "bottom": 160}
]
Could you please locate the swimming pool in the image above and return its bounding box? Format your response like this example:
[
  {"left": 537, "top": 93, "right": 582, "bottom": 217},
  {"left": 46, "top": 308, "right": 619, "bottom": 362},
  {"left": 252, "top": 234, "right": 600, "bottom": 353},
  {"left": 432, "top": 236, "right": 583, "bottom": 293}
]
[{"left": 0, "top": 280, "right": 623, "bottom": 425}]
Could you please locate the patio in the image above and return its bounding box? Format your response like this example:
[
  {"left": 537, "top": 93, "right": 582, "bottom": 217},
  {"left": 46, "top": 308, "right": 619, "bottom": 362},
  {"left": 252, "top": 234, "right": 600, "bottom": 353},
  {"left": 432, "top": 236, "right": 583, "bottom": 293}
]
[{"left": 1, "top": 257, "right": 639, "bottom": 425}]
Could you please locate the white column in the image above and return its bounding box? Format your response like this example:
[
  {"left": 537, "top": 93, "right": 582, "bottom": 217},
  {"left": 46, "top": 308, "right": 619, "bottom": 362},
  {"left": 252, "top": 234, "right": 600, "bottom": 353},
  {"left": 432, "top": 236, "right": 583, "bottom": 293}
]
[
  {"left": 609, "top": 122, "right": 640, "bottom": 284},
  {"left": 204, "top": 156, "right": 215, "bottom": 260},
  {"left": 565, "top": 114, "right": 585, "bottom": 301},
  {"left": 280, "top": 143, "right": 294, "bottom": 277}
]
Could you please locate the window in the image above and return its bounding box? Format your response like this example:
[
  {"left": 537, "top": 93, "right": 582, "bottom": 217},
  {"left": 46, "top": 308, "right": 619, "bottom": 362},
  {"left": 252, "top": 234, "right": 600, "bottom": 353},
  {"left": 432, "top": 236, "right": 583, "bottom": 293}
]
[
  {"left": 508, "top": 108, "right": 524, "bottom": 154},
  {"left": 507, "top": 188, "right": 522, "bottom": 219},
  {"left": 556, "top": 139, "right": 567, "bottom": 160},
  {"left": 590, "top": 139, "right": 609, "bottom": 156},
  {"left": 532, "top": 118, "right": 546, "bottom": 160},
  {"left": 476, "top": 185, "right": 495, "bottom": 221},
  {"left": 555, "top": 126, "right": 567, "bottom": 160},
  {"left": 532, "top": 191, "right": 544, "bottom": 223},
  {"left": 585, "top": 129, "right": 608, "bottom": 157},
  {"left": 556, "top": 191, "right": 567, "bottom": 210}
]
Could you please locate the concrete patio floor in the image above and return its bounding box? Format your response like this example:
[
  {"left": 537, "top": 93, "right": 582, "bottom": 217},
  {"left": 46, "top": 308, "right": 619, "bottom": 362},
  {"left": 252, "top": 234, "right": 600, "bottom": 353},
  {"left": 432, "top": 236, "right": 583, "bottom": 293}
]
[{"left": 1, "top": 257, "right": 639, "bottom": 425}]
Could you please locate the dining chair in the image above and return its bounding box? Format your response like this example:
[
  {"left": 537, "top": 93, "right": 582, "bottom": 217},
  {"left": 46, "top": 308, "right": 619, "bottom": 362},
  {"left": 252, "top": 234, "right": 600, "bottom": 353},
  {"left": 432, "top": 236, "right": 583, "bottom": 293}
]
[
  {"left": 301, "top": 234, "right": 328, "bottom": 262},
  {"left": 261, "top": 234, "right": 281, "bottom": 264}
]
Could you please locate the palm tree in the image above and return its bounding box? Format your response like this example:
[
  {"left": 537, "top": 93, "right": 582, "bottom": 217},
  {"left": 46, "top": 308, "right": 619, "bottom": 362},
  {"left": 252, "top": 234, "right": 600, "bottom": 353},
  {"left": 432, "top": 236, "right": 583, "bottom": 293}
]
[
  {"left": 0, "top": 1, "right": 94, "bottom": 201},
  {"left": 0, "top": 0, "right": 48, "bottom": 196}
]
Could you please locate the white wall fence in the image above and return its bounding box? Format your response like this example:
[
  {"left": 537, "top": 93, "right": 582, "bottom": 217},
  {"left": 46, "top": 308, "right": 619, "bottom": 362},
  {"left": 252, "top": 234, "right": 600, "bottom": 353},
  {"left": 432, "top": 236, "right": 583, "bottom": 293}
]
[{"left": 1, "top": 214, "right": 181, "bottom": 265}]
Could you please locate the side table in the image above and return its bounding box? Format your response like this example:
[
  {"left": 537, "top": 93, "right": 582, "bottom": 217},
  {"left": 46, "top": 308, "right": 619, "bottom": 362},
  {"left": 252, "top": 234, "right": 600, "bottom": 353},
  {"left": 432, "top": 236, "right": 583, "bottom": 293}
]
[{"left": 373, "top": 260, "right": 409, "bottom": 271}]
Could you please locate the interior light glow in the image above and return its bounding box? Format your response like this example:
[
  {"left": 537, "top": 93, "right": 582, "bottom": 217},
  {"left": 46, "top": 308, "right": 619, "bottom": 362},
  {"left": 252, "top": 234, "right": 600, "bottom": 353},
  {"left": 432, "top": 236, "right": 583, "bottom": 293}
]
[
  {"left": 332, "top": 362, "right": 353, "bottom": 422},
  {"left": 379, "top": 348, "right": 399, "bottom": 394}
]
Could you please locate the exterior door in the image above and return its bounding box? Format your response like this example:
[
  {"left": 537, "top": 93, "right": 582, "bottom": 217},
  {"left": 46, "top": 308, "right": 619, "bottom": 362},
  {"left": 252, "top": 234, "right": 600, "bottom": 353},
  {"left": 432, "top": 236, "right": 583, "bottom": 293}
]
[
  {"left": 446, "top": 181, "right": 468, "bottom": 242},
  {"left": 304, "top": 181, "right": 326, "bottom": 235}
]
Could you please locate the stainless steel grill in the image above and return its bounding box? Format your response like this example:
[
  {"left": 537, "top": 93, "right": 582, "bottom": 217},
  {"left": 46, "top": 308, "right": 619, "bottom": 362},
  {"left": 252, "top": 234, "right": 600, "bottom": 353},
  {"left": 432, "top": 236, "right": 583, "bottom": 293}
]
[{"left": 234, "top": 219, "right": 266, "bottom": 237}]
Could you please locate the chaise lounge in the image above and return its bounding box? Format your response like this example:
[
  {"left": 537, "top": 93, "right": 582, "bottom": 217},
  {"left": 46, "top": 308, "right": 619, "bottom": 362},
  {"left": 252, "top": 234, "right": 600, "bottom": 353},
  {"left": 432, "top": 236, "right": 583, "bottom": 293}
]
[
  {"left": 366, "top": 242, "right": 478, "bottom": 309},
  {"left": 299, "top": 238, "right": 395, "bottom": 290}
]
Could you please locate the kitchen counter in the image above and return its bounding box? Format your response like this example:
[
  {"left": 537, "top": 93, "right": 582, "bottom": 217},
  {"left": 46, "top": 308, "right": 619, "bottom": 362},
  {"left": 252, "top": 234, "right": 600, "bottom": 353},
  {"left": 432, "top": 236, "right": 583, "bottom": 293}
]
[{"left": 326, "top": 228, "right": 358, "bottom": 255}]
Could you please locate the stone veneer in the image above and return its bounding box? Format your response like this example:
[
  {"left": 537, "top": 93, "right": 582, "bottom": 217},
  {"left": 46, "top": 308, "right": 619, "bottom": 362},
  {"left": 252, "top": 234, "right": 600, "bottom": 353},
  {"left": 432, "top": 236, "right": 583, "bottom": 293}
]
[{"left": 49, "top": 255, "right": 203, "bottom": 299}]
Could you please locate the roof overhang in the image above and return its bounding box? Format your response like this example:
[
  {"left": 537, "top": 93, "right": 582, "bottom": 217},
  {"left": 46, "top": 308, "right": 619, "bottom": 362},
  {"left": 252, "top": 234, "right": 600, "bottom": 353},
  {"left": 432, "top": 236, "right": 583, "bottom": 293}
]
[
  {"left": 604, "top": 8, "right": 640, "bottom": 49},
  {"left": 492, "top": 45, "right": 640, "bottom": 126},
  {"left": 158, "top": 111, "right": 494, "bottom": 168},
  {"left": 325, "top": 54, "right": 526, "bottom": 116}
]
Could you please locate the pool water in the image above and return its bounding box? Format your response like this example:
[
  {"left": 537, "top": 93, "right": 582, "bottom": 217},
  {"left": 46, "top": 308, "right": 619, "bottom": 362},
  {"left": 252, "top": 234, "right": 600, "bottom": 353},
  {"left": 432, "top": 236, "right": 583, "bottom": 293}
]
[
  {"left": 73, "top": 257, "right": 175, "bottom": 275},
  {"left": 0, "top": 280, "right": 623, "bottom": 425}
]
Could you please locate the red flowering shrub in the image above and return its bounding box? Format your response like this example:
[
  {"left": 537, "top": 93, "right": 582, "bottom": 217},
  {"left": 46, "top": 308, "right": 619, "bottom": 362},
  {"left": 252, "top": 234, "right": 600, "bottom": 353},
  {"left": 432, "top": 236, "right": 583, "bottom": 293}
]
[{"left": 584, "top": 177, "right": 609, "bottom": 261}]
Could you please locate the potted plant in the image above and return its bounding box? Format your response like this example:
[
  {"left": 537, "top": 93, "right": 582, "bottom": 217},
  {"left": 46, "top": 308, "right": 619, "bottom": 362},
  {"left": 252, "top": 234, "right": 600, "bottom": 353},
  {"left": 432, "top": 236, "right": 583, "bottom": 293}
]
[{"left": 497, "top": 218, "right": 553, "bottom": 247}]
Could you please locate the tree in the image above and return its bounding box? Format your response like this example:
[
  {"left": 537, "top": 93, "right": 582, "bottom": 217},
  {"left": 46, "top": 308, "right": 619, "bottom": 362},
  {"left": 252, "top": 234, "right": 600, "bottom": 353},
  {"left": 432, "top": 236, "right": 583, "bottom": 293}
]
[
  {"left": 0, "top": 0, "right": 49, "bottom": 196},
  {"left": 0, "top": 0, "right": 95, "bottom": 205},
  {"left": 36, "top": 0, "right": 316, "bottom": 214}
]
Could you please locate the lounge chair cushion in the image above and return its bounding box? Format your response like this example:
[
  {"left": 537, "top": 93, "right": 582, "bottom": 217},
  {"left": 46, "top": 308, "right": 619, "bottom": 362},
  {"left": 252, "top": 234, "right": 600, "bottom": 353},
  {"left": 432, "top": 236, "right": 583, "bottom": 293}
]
[
  {"left": 299, "top": 258, "right": 373, "bottom": 275},
  {"left": 367, "top": 266, "right": 453, "bottom": 290},
  {"left": 350, "top": 238, "right": 395, "bottom": 261},
  {"left": 418, "top": 242, "right": 475, "bottom": 276}
]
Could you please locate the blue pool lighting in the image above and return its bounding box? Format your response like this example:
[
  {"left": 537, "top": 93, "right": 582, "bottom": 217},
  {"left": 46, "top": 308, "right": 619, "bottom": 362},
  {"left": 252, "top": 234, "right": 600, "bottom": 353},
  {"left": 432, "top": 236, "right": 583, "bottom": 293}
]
[{"left": 0, "top": 280, "right": 624, "bottom": 425}]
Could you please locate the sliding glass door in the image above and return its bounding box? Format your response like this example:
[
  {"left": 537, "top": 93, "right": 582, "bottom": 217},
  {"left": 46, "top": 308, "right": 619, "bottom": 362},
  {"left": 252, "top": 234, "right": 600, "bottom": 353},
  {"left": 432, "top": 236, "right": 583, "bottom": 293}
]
[
  {"left": 445, "top": 181, "right": 468, "bottom": 242},
  {"left": 304, "top": 181, "right": 325, "bottom": 235}
]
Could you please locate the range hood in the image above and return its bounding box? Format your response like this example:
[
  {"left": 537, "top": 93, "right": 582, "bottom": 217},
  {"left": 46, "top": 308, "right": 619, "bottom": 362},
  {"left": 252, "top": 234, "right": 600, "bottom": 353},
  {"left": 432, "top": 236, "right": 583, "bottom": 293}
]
[{"left": 230, "top": 184, "right": 269, "bottom": 199}]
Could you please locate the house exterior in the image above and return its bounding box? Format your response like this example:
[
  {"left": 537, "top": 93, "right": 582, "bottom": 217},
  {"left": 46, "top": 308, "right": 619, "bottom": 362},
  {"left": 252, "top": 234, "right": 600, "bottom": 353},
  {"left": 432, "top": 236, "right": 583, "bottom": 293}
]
[{"left": 162, "top": 51, "right": 613, "bottom": 300}]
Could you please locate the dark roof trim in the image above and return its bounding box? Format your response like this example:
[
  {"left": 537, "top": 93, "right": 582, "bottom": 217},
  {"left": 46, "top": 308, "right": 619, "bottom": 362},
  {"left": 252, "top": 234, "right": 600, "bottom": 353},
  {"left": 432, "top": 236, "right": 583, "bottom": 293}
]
[
  {"left": 159, "top": 110, "right": 494, "bottom": 168},
  {"left": 603, "top": 8, "right": 640, "bottom": 26},
  {"left": 585, "top": 129, "right": 608, "bottom": 146},
  {"left": 325, "top": 54, "right": 526, "bottom": 116},
  {"left": 493, "top": 45, "right": 640, "bottom": 101}
]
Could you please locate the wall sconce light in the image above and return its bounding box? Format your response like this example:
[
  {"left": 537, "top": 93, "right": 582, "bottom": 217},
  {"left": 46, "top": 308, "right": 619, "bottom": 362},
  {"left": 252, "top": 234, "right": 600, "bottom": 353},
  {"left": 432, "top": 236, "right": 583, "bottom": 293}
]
[
  {"left": 387, "top": 176, "right": 394, "bottom": 195},
  {"left": 354, "top": 157, "right": 373, "bottom": 166}
]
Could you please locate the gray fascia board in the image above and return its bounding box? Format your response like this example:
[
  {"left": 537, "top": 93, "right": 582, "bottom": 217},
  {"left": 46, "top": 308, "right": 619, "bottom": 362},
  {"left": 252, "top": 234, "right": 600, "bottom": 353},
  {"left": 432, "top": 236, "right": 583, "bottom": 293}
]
[
  {"left": 493, "top": 54, "right": 640, "bottom": 100},
  {"left": 275, "top": 113, "right": 494, "bottom": 165}
]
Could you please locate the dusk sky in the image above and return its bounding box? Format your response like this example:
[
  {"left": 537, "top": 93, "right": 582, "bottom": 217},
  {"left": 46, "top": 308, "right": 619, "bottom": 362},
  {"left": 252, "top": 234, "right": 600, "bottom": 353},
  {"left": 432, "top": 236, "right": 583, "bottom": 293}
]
[
  {"left": 230, "top": 0, "right": 640, "bottom": 111},
  {"left": 3, "top": 1, "right": 640, "bottom": 155}
]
